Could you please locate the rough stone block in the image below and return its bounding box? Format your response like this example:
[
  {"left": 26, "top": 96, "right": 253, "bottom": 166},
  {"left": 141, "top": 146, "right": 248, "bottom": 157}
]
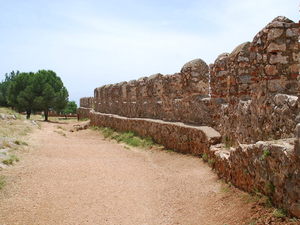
[
  {"left": 269, "top": 53, "right": 288, "bottom": 64},
  {"left": 265, "top": 65, "right": 278, "bottom": 75},
  {"left": 267, "top": 43, "right": 286, "bottom": 52},
  {"left": 286, "top": 28, "right": 299, "bottom": 37},
  {"left": 267, "top": 28, "right": 284, "bottom": 40}
]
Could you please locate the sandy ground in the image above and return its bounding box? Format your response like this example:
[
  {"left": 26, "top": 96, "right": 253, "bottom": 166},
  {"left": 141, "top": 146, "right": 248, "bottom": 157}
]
[{"left": 0, "top": 121, "right": 257, "bottom": 225}]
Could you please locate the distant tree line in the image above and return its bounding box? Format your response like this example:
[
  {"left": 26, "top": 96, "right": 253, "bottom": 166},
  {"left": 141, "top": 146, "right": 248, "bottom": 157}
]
[{"left": 0, "top": 70, "right": 77, "bottom": 120}]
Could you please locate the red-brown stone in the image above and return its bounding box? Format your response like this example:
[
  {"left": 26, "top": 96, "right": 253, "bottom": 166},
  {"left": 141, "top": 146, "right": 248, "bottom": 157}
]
[{"left": 265, "top": 65, "right": 278, "bottom": 75}]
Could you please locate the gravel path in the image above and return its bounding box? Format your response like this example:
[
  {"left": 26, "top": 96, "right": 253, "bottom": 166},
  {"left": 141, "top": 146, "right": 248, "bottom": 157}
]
[{"left": 0, "top": 121, "right": 254, "bottom": 225}]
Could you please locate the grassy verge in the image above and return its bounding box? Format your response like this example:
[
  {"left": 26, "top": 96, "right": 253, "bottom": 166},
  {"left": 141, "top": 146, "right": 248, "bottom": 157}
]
[
  {"left": 0, "top": 107, "right": 37, "bottom": 169},
  {"left": 90, "top": 126, "right": 155, "bottom": 148},
  {"left": 0, "top": 107, "right": 39, "bottom": 137}
]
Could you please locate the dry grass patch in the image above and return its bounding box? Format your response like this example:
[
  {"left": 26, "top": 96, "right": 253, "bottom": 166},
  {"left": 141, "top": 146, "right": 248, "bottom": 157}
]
[
  {"left": 54, "top": 130, "right": 67, "bottom": 137},
  {"left": 0, "top": 108, "right": 35, "bottom": 138},
  {"left": 0, "top": 175, "right": 5, "bottom": 190},
  {"left": 0, "top": 107, "right": 38, "bottom": 170},
  {"left": 2, "top": 154, "right": 19, "bottom": 165}
]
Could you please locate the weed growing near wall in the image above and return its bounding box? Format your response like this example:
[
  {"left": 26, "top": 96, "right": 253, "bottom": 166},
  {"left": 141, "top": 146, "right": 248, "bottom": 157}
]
[
  {"left": 260, "top": 148, "right": 271, "bottom": 160},
  {"left": 202, "top": 153, "right": 208, "bottom": 162},
  {"left": 273, "top": 208, "right": 287, "bottom": 218}
]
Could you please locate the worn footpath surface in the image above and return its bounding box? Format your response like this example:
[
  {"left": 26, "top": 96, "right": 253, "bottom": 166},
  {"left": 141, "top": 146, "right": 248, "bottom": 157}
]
[{"left": 0, "top": 121, "right": 274, "bottom": 225}]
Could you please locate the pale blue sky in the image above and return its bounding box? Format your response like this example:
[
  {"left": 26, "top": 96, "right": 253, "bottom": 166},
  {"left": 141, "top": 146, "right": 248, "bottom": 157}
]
[{"left": 0, "top": 0, "right": 299, "bottom": 103}]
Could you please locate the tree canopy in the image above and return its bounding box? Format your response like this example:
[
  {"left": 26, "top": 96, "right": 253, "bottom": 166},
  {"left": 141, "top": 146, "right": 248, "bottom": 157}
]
[
  {"left": 1, "top": 70, "right": 69, "bottom": 120},
  {"left": 0, "top": 71, "right": 19, "bottom": 106},
  {"left": 7, "top": 72, "right": 35, "bottom": 119},
  {"left": 63, "top": 101, "right": 77, "bottom": 114},
  {"left": 32, "top": 70, "right": 69, "bottom": 121}
]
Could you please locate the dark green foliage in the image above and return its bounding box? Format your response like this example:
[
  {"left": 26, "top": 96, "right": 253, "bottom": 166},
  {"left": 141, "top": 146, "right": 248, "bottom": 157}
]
[
  {"left": 7, "top": 72, "right": 35, "bottom": 119},
  {"left": 3, "top": 70, "right": 68, "bottom": 120},
  {"left": 0, "top": 71, "right": 19, "bottom": 106},
  {"left": 0, "top": 83, "right": 6, "bottom": 106},
  {"left": 63, "top": 101, "right": 77, "bottom": 114},
  {"left": 33, "top": 70, "right": 68, "bottom": 121}
]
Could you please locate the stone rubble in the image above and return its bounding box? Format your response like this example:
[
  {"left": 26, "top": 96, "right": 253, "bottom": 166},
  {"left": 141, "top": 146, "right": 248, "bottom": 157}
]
[{"left": 0, "top": 113, "right": 17, "bottom": 120}]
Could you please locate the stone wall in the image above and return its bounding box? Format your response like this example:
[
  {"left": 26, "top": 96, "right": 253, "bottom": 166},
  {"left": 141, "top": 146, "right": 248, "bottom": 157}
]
[
  {"left": 78, "top": 16, "right": 300, "bottom": 218},
  {"left": 78, "top": 97, "right": 94, "bottom": 120},
  {"left": 210, "top": 16, "right": 300, "bottom": 143},
  {"left": 209, "top": 137, "right": 299, "bottom": 218},
  {"left": 77, "top": 107, "right": 91, "bottom": 120},
  {"left": 91, "top": 16, "right": 299, "bottom": 144},
  {"left": 80, "top": 97, "right": 94, "bottom": 109},
  {"left": 94, "top": 59, "right": 212, "bottom": 126}
]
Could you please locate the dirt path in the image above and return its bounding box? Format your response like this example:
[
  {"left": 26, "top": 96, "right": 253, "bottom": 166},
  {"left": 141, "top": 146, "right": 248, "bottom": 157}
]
[{"left": 0, "top": 121, "right": 256, "bottom": 225}]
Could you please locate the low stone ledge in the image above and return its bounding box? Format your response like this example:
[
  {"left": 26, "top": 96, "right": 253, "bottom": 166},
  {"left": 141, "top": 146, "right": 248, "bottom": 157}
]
[
  {"left": 209, "top": 139, "right": 300, "bottom": 218},
  {"left": 89, "top": 110, "right": 221, "bottom": 155},
  {"left": 77, "top": 107, "right": 92, "bottom": 120}
]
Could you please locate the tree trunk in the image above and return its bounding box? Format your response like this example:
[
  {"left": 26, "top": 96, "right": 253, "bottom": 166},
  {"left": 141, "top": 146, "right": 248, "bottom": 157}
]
[
  {"left": 44, "top": 109, "right": 49, "bottom": 121},
  {"left": 26, "top": 110, "right": 31, "bottom": 119}
]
